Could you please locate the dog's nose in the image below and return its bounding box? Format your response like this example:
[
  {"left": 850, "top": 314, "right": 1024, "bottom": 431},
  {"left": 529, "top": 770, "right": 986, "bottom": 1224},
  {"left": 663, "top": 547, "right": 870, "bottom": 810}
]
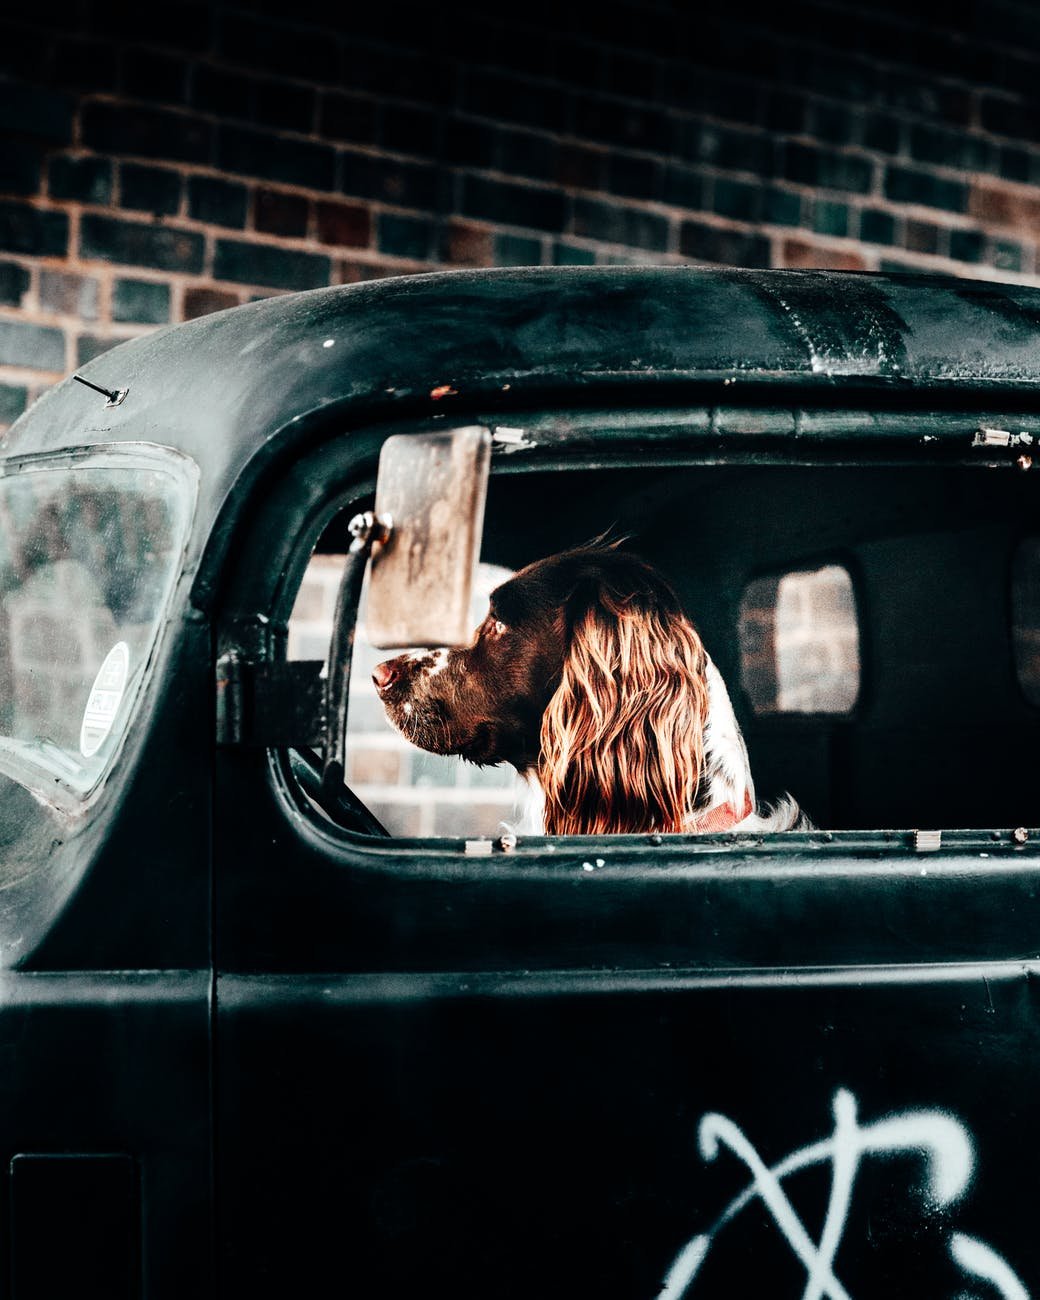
[{"left": 372, "top": 660, "right": 399, "bottom": 692}]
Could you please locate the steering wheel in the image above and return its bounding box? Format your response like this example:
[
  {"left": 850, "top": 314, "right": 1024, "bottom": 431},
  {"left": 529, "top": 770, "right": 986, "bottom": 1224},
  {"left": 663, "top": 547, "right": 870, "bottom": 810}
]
[{"left": 288, "top": 746, "right": 391, "bottom": 837}]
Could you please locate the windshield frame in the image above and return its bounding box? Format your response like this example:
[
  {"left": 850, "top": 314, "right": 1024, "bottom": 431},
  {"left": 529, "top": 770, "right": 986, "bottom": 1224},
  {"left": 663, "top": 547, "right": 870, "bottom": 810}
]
[{"left": 0, "top": 441, "right": 200, "bottom": 814}]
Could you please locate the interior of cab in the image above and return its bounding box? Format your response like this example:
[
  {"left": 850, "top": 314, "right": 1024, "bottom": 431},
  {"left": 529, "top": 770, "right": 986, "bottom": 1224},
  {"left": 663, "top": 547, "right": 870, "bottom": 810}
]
[{"left": 291, "top": 456, "right": 1040, "bottom": 838}]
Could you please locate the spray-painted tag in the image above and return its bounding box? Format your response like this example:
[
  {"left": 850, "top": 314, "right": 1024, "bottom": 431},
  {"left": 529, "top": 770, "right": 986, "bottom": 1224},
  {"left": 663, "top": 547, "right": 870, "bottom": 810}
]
[{"left": 80, "top": 641, "right": 129, "bottom": 757}]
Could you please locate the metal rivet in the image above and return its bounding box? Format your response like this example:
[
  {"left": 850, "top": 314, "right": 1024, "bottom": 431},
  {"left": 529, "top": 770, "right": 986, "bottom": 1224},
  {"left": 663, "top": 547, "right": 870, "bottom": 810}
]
[{"left": 1013, "top": 827, "right": 1029, "bottom": 844}]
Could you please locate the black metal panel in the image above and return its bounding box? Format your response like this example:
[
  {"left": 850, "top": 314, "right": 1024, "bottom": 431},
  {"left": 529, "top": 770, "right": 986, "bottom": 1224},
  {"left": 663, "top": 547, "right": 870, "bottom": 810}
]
[
  {"left": 216, "top": 966, "right": 1040, "bottom": 1299},
  {"left": 0, "top": 973, "right": 211, "bottom": 1299},
  {"left": 11, "top": 1154, "right": 138, "bottom": 1300}
]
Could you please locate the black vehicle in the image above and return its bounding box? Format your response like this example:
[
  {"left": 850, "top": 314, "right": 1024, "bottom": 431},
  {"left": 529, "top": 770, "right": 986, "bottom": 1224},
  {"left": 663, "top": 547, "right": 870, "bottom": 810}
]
[{"left": 1, "top": 266, "right": 1038, "bottom": 1299}]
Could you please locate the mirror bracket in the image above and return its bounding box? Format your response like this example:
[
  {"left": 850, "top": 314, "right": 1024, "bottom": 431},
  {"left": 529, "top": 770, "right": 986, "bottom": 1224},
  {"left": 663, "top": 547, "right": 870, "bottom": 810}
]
[{"left": 319, "top": 510, "right": 392, "bottom": 796}]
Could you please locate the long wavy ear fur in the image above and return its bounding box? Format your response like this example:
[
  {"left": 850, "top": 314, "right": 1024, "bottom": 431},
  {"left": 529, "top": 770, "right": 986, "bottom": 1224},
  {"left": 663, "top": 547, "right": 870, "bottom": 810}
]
[{"left": 537, "top": 573, "right": 709, "bottom": 835}]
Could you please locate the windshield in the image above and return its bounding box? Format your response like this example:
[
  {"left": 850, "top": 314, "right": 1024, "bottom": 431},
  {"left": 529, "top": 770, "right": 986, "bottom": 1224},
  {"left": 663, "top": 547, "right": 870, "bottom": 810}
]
[{"left": 0, "top": 447, "right": 196, "bottom": 804}]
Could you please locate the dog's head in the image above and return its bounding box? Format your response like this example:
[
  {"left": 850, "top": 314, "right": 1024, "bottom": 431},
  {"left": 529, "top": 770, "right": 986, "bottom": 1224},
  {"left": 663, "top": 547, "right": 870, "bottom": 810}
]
[{"left": 373, "top": 543, "right": 710, "bottom": 834}]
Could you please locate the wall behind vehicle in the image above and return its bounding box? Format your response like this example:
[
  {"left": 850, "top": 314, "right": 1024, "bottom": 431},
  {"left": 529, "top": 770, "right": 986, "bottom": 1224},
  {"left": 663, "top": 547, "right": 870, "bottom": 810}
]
[{"left": 0, "top": 0, "right": 1039, "bottom": 428}]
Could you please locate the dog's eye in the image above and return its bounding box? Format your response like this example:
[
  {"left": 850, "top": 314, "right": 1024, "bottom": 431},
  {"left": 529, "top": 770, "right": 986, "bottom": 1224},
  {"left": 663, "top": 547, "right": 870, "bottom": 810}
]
[{"left": 485, "top": 618, "right": 507, "bottom": 639}]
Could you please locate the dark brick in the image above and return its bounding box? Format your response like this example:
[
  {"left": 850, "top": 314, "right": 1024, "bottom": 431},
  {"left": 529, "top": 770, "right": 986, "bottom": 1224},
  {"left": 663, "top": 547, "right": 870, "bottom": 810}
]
[
  {"left": 255, "top": 80, "right": 314, "bottom": 134},
  {"left": 83, "top": 102, "right": 212, "bottom": 165},
  {"left": 784, "top": 142, "right": 872, "bottom": 193},
  {"left": 85, "top": 1, "right": 214, "bottom": 54},
  {"left": 571, "top": 198, "right": 669, "bottom": 251},
  {"left": 52, "top": 38, "right": 120, "bottom": 94},
  {"left": 908, "top": 124, "right": 994, "bottom": 173},
  {"left": 604, "top": 51, "right": 658, "bottom": 100},
  {"left": 76, "top": 333, "right": 120, "bottom": 366},
  {"left": 213, "top": 238, "right": 331, "bottom": 289},
  {"left": 218, "top": 125, "right": 334, "bottom": 190},
  {"left": 860, "top": 208, "right": 897, "bottom": 245},
  {"left": 319, "top": 93, "right": 378, "bottom": 145},
  {"left": 885, "top": 165, "right": 967, "bottom": 212},
  {"left": 381, "top": 104, "right": 438, "bottom": 157},
  {"left": 442, "top": 117, "right": 496, "bottom": 169},
  {"left": 555, "top": 145, "right": 603, "bottom": 191},
  {"left": 949, "top": 228, "right": 985, "bottom": 263},
  {"left": 0, "top": 261, "right": 29, "bottom": 307},
  {"left": 552, "top": 241, "right": 595, "bottom": 265},
  {"left": 0, "top": 319, "right": 64, "bottom": 371},
  {"left": 0, "top": 81, "right": 73, "bottom": 144},
  {"left": 191, "top": 64, "right": 253, "bottom": 121},
  {"left": 497, "top": 234, "right": 543, "bottom": 266},
  {"left": 904, "top": 219, "right": 941, "bottom": 254},
  {"left": 461, "top": 176, "right": 566, "bottom": 233},
  {"left": 0, "top": 142, "right": 41, "bottom": 197},
  {"left": 980, "top": 96, "right": 1039, "bottom": 143},
  {"left": 340, "top": 150, "right": 440, "bottom": 210},
  {"left": 499, "top": 131, "right": 558, "bottom": 184},
  {"left": 573, "top": 97, "right": 670, "bottom": 151},
  {"left": 121, "top": 47, "right": 189, "bottom": 103},
  {"left": 315, "top": 200, "right": 370, "bottom": 248},
  {"left": 713, "top": 178, "right": 761, "bottom": 222},
  {"left": 187, "top": 176, "right": 248, "bottom": 228},
  {"left": 762, "top": 89, "right": 805, "bottom": 134},
  {"left": 184, "top": 286, "right": 239, "bottom": 319},
  {"left": 48, "top": 155, "right": 112, "bottom": 205},
  {"left": 0, "top": 22, "right": 48, "bottom": 83},
  {"left": 681, "top": 121, "right": 770, "bottom": 174},
  {"left": 992, "top": 238, "right": 1024, "bottom": 272},
  {"left": 862, "top": 113, "right": 901, "bottom": 155},
  {"left": 81, "top": 215, "right": 204, "bottom": 272},
  {"left": 763, "top": 187, "right": 801, "bottom": 226},
  {"left": 377, "top": 213, "right": 434, "bottom": 260},
  {"left": 661, "top": 164, "right": 705, "bottom": 213},
  {"left": 607, "top": 153, "right": 659, "bottom": 200},
  {"left": 0, "top": 383, "right": 28, "bottom": 426},
  {"left": 347, "top": 43, "right": 452, "bottom": 106},
  {"left": 464, "top": 69, "right": 569, "bottom": 132},
  {"left": 254, "top": 188, "right": 308, "bottom": 237},
  {"left": 813, "top": 199, "right": 848, "bottom": 237},
  {"left": 999, "top": 145, "right": 1032, "bottom": 183},
  {"left": 120, "top": 164, "right": 181, "bottom": 216},
  {"left": 112, "top": 277, "right": 170, "bottom": 324},
  {"left": 809, "top": 102, "right": 856, "bottom": 145},
  {"left": 0, "top": 202, "right": 67, "bottom": 257},
  {"left": 39, "top": 269, "right": 99, "bottom": 319},
  {"left": 680, "top": 221, "right": 770, "bottom": 268},
  {"left": 218, "top": 13, "right": 339, "bottom": 82}
]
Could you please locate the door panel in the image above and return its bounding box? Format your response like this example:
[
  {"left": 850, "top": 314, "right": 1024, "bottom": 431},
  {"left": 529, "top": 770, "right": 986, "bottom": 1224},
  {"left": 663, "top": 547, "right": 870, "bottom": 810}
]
[{"left": 216, "top": 967, "right": 1039, "bottom": 1298}]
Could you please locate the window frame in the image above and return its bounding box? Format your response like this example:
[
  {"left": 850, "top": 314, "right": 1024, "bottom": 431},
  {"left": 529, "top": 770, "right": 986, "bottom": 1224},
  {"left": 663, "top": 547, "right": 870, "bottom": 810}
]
[{"left": 229, "top": 404, "right": 1040, "bottom": 864}]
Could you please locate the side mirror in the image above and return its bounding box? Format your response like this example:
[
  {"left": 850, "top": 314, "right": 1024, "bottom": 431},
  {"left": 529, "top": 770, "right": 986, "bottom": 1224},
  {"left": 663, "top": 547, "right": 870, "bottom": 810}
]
[
  {"left": 366, "top": 426, "right": 491, "bottom": 648},
  {"left": 321, "top": 426, "right": 491, "bottom": 794}
]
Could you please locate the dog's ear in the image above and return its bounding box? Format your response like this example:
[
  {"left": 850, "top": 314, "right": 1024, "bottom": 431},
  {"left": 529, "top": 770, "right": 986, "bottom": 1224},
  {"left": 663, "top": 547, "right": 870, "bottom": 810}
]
[{"left": 537, "top": 583, "right": 709, "bottom": 835}]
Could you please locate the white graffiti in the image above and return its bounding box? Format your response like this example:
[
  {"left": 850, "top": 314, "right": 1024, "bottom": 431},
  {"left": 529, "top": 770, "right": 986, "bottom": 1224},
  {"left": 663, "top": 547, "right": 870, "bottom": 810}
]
[{"left": 657, "top": 1088, "right": 1028, "bottom": 1300}]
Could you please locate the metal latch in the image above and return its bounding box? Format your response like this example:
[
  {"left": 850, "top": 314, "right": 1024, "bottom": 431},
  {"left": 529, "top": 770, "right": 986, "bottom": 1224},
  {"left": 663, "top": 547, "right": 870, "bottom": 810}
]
[{"left": 216, "top": 654, "right": 326, "bottom": 747}]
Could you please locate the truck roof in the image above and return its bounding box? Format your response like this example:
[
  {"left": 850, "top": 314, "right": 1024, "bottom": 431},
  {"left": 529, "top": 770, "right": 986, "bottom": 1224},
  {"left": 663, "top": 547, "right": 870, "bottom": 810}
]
[{"left": 6, "top": 264, "right": 1040, "bottom": 583}]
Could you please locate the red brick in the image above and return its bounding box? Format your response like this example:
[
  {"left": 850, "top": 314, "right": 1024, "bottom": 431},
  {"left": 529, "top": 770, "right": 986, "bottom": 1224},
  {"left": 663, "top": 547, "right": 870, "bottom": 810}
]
[
  {"left": 440, "top": 220, "right": 493, "bottom": 267},
  {"left": 183, "top": 286, "right": 240, "bottom": 320},
  {"left": 315, "top": 200, "right": 371, "bottom": 248},
  {"left": 254, "top": 188, "right": 309, "bottom": 238},
  {"left": 969, "top": 180, "right": 1040, "bottom": 231},
  {"left": 781, "top": 239, "right": 868, "bottom": 271}
]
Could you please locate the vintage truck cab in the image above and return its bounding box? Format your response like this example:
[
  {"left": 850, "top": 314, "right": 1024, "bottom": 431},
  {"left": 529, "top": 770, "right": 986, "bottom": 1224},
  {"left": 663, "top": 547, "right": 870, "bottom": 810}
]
[{"left": 0, "top": 266, "right": 1038, "bottom": 1298}]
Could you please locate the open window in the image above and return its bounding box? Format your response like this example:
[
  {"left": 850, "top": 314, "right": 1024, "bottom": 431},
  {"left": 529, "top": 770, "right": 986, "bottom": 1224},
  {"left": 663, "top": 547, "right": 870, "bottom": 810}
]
[{"left": 272, "top": 415, "right": 1040, "bottom": 846}]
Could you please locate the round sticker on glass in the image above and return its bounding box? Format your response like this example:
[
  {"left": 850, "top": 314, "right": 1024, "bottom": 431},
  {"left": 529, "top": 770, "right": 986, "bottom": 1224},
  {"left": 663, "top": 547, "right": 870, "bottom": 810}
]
[{"left": 80, "top": 641, "right": 130, "bottom": 758}]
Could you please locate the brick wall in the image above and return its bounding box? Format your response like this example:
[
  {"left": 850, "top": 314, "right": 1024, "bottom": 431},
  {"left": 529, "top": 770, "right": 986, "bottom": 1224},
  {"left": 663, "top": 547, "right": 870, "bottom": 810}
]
[{"left": 2, "top": 1, "right": 1040, "bottom": 427}]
